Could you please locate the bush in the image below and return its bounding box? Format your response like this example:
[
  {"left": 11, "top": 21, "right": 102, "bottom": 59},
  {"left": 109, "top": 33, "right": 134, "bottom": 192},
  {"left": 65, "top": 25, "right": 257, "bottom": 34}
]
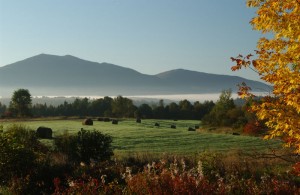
[
  {"left": 52, "top": 154, "right": 300, "bottom": 194},
  {"left": 55, "top": 129, "right": 114, "bottom": 165},
  {"left": 243, "top": 121, "right": 265, "bottom": 135},
  {"left": 54, "top": 132, "right": 78, "bottom": 164},
  {"left": 0, "top": 124, "right": 47, "bottom": 184},
  {"left": 0, "top": 124, "right": 55, "bottom": 194}
]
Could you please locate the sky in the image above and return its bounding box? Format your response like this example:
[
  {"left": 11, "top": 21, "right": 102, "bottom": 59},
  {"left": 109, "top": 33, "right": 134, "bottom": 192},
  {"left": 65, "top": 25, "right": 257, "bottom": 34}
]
[{"left": 0, "top": 0, "right": 262, "bottom": 81}]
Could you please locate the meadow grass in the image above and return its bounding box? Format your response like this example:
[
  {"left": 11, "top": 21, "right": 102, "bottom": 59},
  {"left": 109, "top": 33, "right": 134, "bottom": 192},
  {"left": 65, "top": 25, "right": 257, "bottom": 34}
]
[{"left": 0, "top": 118, "right": 281, "bottom": 156}]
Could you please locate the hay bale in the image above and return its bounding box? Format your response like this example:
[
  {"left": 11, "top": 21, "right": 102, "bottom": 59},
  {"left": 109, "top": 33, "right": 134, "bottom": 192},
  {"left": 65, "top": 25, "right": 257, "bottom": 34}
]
[
  {"left": 82, "top": 118, "right": 93, "bottom": 125},
  {"left": 171, "top": 125, "right": 176, "bottom": 129},
  {"left": 112, "top": 119, "right": 118, "bottom": 124},
  {"left": 154, "top": 123, "right": 160, "bottom": 127},
  {"left": 188, "top": 127, "right": 195, "bottom": 131},
  {"left": 36, "top": 127, "right": 52, "bottom": 139},
  {"left": 136, "top": 118, "right": 141, "bottom": 123}
]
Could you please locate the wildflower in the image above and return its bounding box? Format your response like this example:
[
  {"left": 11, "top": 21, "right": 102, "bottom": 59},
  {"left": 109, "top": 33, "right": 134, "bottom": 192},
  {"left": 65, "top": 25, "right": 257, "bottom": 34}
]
[
  {"left": 197, "top": 161, "right": 203, "bottom": 178},
  {"left": 121, "top": 173, "right": 126, "bottom": 179},
  {"left": 152, "top": 161, "right": 156, "bottom": 169},
  {"left": 126, "top": 166, "right": 132, "bottom": 180},
  {"left": 101, "top": 175, "right": 107, "bottom": 184},
  {"left": 160, "top": 159, "right": 166, "bottom": 166},
  {"left": 68, "top": 180, "right": 75, "bottom": 187},
  {"left": 181, "top": 158, "right": 186, "bottom": 172},
  {"left": 80, "top": 162, "right": 86, "bottom": 167}
]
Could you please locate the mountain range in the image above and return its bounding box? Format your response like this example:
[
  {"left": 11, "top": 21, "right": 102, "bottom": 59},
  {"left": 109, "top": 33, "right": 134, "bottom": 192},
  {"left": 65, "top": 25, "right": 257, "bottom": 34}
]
[{"left": 0, "top": 54, "right": 269, "bottom": 97}]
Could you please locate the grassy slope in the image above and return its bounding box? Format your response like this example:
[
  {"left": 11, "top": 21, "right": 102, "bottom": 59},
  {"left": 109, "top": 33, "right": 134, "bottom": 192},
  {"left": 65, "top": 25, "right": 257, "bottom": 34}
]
[{"left": 1, "top": 119, "right": 281, "bottom": 155}]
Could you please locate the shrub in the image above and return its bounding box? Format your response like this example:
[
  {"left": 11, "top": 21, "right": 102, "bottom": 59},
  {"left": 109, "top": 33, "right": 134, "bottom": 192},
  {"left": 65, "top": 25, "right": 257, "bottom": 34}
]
[
  {"left": 243, "top": 120, "right": 265, "bottom": 135},
  {"left": 0, "top": 124, "right": 55, "bottom": 194},
  {"left": 125, "top": 159, "right": 213, "bottom": 194},
  {"left": 55, "top": 129, "right": 113, "bottom": 165},
  {"left": 51, "top": 154, "right": 300, "bottom": 194},
  {"left": 53, "top": 176, "right": 124, "bottom": 195},
  {"left": 125, "top": 156, "right": 300, "bottom": 194},
  {"left": 0, "top": 124, "right": 48, "bottom": 184},
  {"left": 53, "top": 132, "right": 78, "bottom": 164}
]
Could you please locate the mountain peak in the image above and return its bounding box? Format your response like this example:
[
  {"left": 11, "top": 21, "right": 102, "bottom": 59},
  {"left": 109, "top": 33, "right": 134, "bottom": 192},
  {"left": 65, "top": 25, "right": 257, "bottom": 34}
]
[
  {"left": 64, "top": 54, "right": 74, "bottom": 57},
  {"left": 30, "top": 53, "right": 81, "bottom": 60},
  {"left": 156, "top": 68, "right": 206, "bottom": 79},
  {"left": 63, "top": 54, "right": 81, "bottom": 59},
  {"left": 0, "top": 54, "right": 269, "bottom": 97}
]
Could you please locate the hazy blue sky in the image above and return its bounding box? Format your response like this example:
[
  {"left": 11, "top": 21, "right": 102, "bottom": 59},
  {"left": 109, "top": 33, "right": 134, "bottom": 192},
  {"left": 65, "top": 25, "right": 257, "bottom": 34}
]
[{"left": 0, "top": 0, "right": 261, "bottom": 81}]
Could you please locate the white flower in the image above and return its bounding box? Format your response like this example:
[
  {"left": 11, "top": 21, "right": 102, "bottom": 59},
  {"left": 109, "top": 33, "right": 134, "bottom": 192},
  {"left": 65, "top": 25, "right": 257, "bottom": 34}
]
[
  {"left": 101, "top": 175, "right": 107, "bottom": 184},
  {"left": 197, "top": 161, "right": 203, "bottom": 177},
  {"left": 80, "top": 162, "right": 86, "bottom": 167},
  {"left": 68, "top": 180, "right": 75, "bottom": 187}
]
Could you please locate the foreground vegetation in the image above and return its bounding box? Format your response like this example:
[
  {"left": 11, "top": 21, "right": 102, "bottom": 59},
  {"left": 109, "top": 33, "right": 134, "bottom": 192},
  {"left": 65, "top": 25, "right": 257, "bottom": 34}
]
[{"left": 0, "top": 125, "right": 299, "bottom": 194}]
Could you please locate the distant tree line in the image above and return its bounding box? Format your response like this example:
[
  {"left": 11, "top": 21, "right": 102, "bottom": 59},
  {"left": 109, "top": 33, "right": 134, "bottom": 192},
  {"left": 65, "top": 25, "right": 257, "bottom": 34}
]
[
  {"left": 0, "top": 89, "right": 215, "bottom": 120},
  {"left": 1, "top": 89, "right": 266, "bottom": 135},
  {"left": 29, "top": 96, "right": 215, "bottom": 120}
]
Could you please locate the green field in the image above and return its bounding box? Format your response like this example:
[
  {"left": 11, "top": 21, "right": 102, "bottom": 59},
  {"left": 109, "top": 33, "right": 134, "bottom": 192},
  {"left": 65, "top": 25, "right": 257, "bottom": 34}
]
[{"left": 0, "top": 119, "right": 281, "bottom": 155}]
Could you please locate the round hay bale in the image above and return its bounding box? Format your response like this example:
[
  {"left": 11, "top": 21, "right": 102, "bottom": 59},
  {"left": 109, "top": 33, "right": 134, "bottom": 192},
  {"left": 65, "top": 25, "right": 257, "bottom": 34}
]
[
  {"left": 112, "top": 119, "right": 118, "bottom": 125},
  {"left": 36, "top": 126, "right": 52, "bottom": 139},
  {"left": 188, "top": 127, "right": 196, "bottom": 131},
  {"left": 82, "top": 118, "right": 93, "bottom": 126}
]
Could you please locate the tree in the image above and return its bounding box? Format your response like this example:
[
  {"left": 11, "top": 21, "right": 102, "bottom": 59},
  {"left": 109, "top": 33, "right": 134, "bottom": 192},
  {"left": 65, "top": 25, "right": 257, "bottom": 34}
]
[
  {"left": 203, "top": 89, "right": 236, "bottom": 126},
  {"left": 9, "top": 89, "right": 32, "bottom": 117},
  {"left": 112, "top": 96, "right": 136, "bottom": 117},
  {"left": 168, "top": 102, "right": 180, "bottom": 119},
  {"left": 72, "top": 98, "right": 89, "bottom": 116},
  {"left": 135, "top": 103, "right": 153, "bottom": 119},
  {"left": 179, "top": 99, "right": 193, "bottom": 119},
  {"left": 231, "top": 1, "right": 300, "bottom": 153},
  {"left": 193, "top": 101, "right": 215, "bottom": 120},
  {"left": 152, "top": 99, "right": 166, "bottom": 119},
  {"left": 90, "top": 96, "right": 113, "bottom": 117},
  {"left": 0, "top": 102, "right": 7, "bottom": 116}
]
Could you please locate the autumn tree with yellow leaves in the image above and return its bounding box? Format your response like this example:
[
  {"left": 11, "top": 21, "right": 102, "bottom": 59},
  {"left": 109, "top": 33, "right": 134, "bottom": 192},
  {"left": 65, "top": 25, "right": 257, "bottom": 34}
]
[{"left": 231, "top": 0, "right": 300, "bottom": 158}]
